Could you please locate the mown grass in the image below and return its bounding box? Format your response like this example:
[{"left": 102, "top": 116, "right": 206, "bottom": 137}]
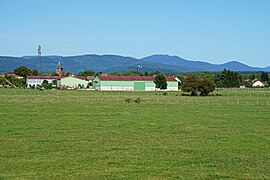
[{"left": 0, "top": 88, "right": 269, "bottom": 179}]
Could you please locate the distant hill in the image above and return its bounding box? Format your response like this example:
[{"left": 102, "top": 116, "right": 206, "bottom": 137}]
[{"left": 0, "top": 54, "right": 269, "bottom": 74}]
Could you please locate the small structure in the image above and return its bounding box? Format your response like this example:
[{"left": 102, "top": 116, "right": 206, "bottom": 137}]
[
  {"left": 92, "top": 76, "right": 178, "bottom": 91},
  {"left": 57, "top": 76, "right": 89, "bottom": 89},
  {"left": 252, "top": 80, "right": 264, "bottom": 87},
  {"left": 240, "top": 85, "right": 246, "bottom": 89}
]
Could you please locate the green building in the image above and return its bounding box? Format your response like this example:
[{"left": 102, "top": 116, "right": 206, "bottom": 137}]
[
  {"left": 93, "top": 76, "right": 178, "bottom": 91},
  {"left": 58, "top": 76, "right": 89, "bottom": 89}
]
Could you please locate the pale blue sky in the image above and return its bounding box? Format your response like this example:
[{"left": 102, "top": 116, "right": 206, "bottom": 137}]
[{"left": 0, "top": 0, "right": 269, "bottom": 67}]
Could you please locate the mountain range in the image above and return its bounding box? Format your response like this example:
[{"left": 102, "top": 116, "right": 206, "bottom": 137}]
[{"left": 0, "top": 54, "right": 269, "bottom": 74}]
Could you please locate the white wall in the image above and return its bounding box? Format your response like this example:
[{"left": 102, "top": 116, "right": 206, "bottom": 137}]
[
  {"left": 27, "top": 78, "right": 57, "bottom": 87},
  {"left": 100, "top": 86, "right": 134, "bottom": 91}
]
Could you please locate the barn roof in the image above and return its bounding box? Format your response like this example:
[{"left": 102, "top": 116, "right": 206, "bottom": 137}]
[
  {"left": 98, "top": 76, "right": 177, "bottom": 81},
  {"left": 27, "top": 75, "right": 94, "bottom": 81},
  {"left": 27, "top": 76, "right": 64, "bottom": 79}
]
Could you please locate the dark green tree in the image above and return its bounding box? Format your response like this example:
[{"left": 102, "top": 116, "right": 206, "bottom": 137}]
[
  {"left": 14, "top": 66, "right": 32, "bottom": 78},
  {"left": 215, "top": 69, "right": 241, "bottom": 88},
  {"left": 78, "top": 70, "right": 96, "bottom": 76},
  {"left": 181, "top": 74, "right": 215, "bottom": 96},
  {"left": 197, "top": 79, "right": 215, "bottom": 96},
  {"left": 42, "top": 80, "right": 52, "bottom": 89},
  {"left": 181, "top": 75, "right": 199, "bottom": 96},
  {"left": 154, "top": 74, "right": 167, "bottom": 89},
  {"left": 31, "top": 69, "right": 39, "bottom": 76},
  {"left": 144, "top": 71, "right": 149, "bottom": 76},
  {"left": 52, "top": 80, "right": 57, "bottom": 85},
  {"left": 260, "top": 71, "right": 269, "bottom": 85}
]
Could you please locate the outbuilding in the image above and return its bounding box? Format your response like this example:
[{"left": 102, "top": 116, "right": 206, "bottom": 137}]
[
  {"left": 57, "top": 76, "right": 89, "bottom": 89},
  {"left": 92, "top": 76, "right": 178, "bottom": 91},
  {"left": 252, "top": 80, "right": 264, "bottom": 87}
]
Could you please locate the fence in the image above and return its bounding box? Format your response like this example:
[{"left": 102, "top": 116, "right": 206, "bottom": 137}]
[{"left": 1, "top": 95, "right": 270, "bottom": 106}]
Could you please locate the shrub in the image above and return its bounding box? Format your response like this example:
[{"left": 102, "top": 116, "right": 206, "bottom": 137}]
[
  {"left": 134, "top": 98, "right": 141, "bottom": 104},
  {"left": 125, "top": 98, "right": 132, "bottom": 103}
]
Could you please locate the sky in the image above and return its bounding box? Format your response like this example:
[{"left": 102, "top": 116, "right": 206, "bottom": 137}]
[{"left": 0, "top": 0, "right": 269, "bottom": 67}]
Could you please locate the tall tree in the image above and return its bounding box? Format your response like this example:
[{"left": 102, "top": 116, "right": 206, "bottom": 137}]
[
  {"left": 215, "top": 69, "right": 241, "bottom": 88},
  {"left": 181, "top": 75, "right": 199, "bottom": 96},
  {"left": 14, "top": 66, "right": 32, "bottom": 78},
  {"left": 154, "top": 74, "right": 167, "bottom": 89},
  {"left": 78, "top": 70, "right": 96, "bottom": 76},
  {"left": 181, "top": 74, "right": 215, "bottom": 96},
  {"left": 260, "top": 71, "right": 269, "bottom": 84}
]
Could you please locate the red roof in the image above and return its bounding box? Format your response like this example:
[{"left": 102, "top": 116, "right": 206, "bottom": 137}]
[
  {"left": 98, "top": 76, "right": 177, "bottom": 81},
  {"left": 27, "top": 75, "right": 90, "bottom": 80},
  {"left": 27, "top": 76, "right": 66, "bottom": 79}
]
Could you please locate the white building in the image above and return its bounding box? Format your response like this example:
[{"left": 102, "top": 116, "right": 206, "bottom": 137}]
[
  {"left": 92, "top": 76, "right": 179, "bottom": 91},
  {"left": 26, "top": 76, "right": 61, "bottom": 88},
  {"left": 252, "top": 80, "right": 264, "bottom": 87},
  {"left": 57, "top": 76, "right": 89, "bottom": 89}
]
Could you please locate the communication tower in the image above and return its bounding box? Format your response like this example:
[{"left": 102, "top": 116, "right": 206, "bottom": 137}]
[{"left": 38, "top": 45, "right": 42, "bottom": 85}]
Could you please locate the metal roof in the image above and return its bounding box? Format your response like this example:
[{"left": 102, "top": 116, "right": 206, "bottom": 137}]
[{"left": 98, "top": 76, "right": 177, "bottom": 81}]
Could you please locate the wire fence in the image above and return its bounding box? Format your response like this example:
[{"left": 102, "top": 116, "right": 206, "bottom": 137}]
[{"left": 1, "top": 95, "right": 270, "bottom": 106}]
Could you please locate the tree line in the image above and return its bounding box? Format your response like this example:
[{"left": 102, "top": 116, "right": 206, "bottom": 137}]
[{"left": 0, "top": 66, "right": 269, "bottom": 95}]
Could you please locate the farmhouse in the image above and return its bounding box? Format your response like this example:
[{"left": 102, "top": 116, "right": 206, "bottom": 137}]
[
  {"left": 57, "top": 76, "right": 89, "bottom": 89},
  {"left": 92, "top": 76, "right": 178, "bottom": 91}
]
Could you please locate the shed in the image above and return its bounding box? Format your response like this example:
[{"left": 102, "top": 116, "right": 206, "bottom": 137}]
[{"left": 92, "top": 76, "right": 178, "bottom": 91}]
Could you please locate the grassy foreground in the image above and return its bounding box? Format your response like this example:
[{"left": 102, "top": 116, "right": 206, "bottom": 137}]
[{"left": 0, "top": 89, "right": 269, "bottom": 179}]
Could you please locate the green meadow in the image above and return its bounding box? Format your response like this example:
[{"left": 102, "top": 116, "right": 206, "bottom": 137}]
[{"left": 0, "top": 89, "right": 269, "bottom": 179}]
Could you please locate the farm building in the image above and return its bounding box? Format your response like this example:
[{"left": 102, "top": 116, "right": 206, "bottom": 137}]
[
  {"left": 92, "top": 76, "right": 179, "bottom": 91},
  {"left": 252, "top": 80, "right": 264, "bottom": 87},
  {"left": 57, "top": 76, "right": 89, "bottom": 89},
  {"left": 26, "top": 76, "right": 61, "bottom": 88}
]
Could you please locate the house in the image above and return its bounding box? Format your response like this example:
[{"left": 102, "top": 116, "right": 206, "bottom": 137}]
[
  {"left": 252, "top": 80, "right": 264, "bottom": 87},
  {"left": 26, "top": 76, "right": 62, "bottom": 88},
  {"left": 92, "top": 76, "right": 178, "bottom": 91},
  {"left": 57, "top": 76, "right": 89, "bottom": 89}
]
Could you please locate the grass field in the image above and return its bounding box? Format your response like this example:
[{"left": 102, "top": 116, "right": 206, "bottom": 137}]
[{"left": 0, "top": 88, "right": 269, "bottom": 179}]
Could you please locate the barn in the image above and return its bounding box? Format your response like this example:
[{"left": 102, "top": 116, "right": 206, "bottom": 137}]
[
  {"left": 57, "top": 76, "right": 89, "bottom": 89},
  {"left": 92, "top": 76, "right": 178, "bottom": 91}
]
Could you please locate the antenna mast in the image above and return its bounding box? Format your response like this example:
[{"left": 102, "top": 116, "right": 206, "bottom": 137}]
[
  {"left": 37, "top": 45, "right": 42, "bottom": 87},
  {"left": 38, "top": 45, "right": 41, "bottom": 75}
]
